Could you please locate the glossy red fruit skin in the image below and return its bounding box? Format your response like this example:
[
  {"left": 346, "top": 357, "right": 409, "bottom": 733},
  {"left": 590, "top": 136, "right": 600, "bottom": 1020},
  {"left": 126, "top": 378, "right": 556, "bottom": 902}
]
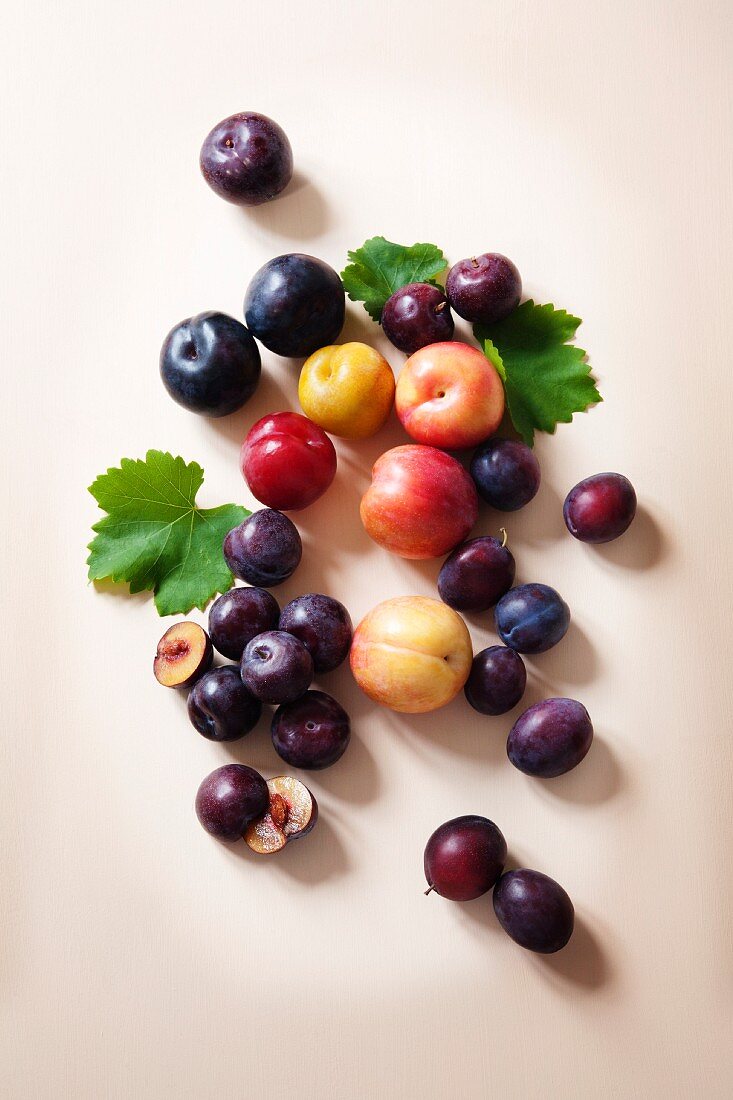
[
  {"left": 424, "top": 815, "right": 507, "bottom": 901},
  {"left": 241, "top": 412, "right": 337, "bottom": 511},
  {"left": 563, "top": 472, "right": 637, "bottom": 543}
]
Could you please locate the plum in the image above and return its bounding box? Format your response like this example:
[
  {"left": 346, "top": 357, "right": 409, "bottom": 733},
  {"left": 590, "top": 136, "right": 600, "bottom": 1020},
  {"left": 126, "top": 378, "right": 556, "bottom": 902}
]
[
  {"left": 195, "top": 764, "right": 269, "bottom": 841},
  {"left": 493, "top": 869, "right": 574, "bottom": 953},
  {"left": 494, "top": 583, "right": 570, "bottom": 654},
  {"left": 464, "top": 646, "right": 526, "bottom": 716},
  {"left": 424, "top": 815, "right": 507, "bottom": 901},
  {"left": 187, "top": 667, "right": 262, "bottom": 742},
  {"left": 240, "top": 630, "right": 313, "bottom": 704},
  {"left": 438, "top": 535, "right": 515, "bottom": 613},
  {"left": 278, "top": 593, "right": 352, "bottom": 672},
  {"left": 153, "top": 622, "right": 213, "bottom": 688},
  {"left": 446, "top": 253, "right": 522, "bottom": 324},
  {"left": 208, "top": 587, "right": 280, "bottom": 661},
  {"left": 563, "top": 472, "right": 637, "bottom": 543},
  {"left": 244, "top": 776, "right": 318, "bottom": 854},
  {"left": 199, "top": 111, "right": 292, "bottom": 205},
  {"left": 160, "top": 311, "right": 260, "bottom": 417},
  {"left": 381, "top": 282, "right": 454, "bottom": 354},
  {"left": 470, "top": 438, "right": 540, "bottom": 512},
  {"left": 223, "top": 509, "right": 302, "bottom": 587},
  {"left": 244, "top": 254, "right": 345, "bottom": 358},
  {"left": 271, "top": 690, "right": 350, "bottom": 769},
  {"left": 507, "top": 697, "right": 593, "bottom": 778}
]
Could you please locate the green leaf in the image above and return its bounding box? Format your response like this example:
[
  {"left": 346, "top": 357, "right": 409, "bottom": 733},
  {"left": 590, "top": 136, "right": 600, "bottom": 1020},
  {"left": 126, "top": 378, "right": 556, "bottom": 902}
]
[
  {"left": 475, "top": 301, "right": 602, "bottom": 446},
  {"left": 87, "top": 450, "right": 248, "bottom": 616},
  {"left": 341, "top": 236, "right": 448, "bottom": 321}
]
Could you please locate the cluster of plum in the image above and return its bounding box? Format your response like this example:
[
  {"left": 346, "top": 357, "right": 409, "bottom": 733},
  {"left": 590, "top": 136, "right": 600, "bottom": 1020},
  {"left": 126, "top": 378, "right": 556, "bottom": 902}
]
[
  {"left": 151, "top": 109, "right": 639, "bottom": 950},
  {"left": 153, "top": 506, "right": 353, "bottom": 854}
]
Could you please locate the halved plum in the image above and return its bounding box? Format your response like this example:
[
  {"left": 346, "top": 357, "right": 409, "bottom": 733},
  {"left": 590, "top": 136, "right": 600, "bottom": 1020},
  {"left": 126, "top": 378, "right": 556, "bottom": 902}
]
[{"left": 244, "top": 776, "right": 318, "bottom": 854}]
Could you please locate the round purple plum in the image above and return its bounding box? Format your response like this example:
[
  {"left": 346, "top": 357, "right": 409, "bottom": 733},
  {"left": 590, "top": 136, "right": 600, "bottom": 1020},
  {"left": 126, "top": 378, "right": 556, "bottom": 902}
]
[
  {"left": 493, "top": 869, "right": 574, "bottom": 953},
  {"left": 470, "top": 438, "right": 540, "bottom": 512},
  {"left": 446, "top": 253, "right": 522, "bottom": 325},
  {"left": 199, "top": 111, "right": 293, "bottom": 206},
  {"left": 495, "top": 584, "right": 570, "bottom": 654},
  {"left": 424, "top": 815, "right": 507, "bottom": 901},
  {"left": 224, "top": 509, "right": 302, "bottom": 587},
  {"left": 507, "top": 697, "right": 593, "bottom": 778},
  {"left": 381, "top": 283, "right": 454, "bottom": 354},
  {"left": 240, "top": 630, "right": 313, "bottom": 704},
  {"left": 563, "top": 472, "right": 637, "bottom": 543},
  {"left": 438, "top": 536, "right": 515, "bottom": 613},
  {"left": 187, "top": 666, "right": 262, "bottom": 742},
  {"left": 278, "top": 594, "right": 352, "bottom": 673},
  {"left": 160, "top": 312, "right": 261, "bottom": 417},
  {"left": 208, "top": 587, "right": 279, "bottom": 661},
  {"left": 195, "top": 764, "right": 269, "bottom": 841},
  {"left": 271, "top": 690, "right": 351, "bottom": 769},
  {"left": 244, "top": 254, "right": 345, "bottom": 358},
  {"left": 464, "top": 646, "right": 526, "bottom": 716}
]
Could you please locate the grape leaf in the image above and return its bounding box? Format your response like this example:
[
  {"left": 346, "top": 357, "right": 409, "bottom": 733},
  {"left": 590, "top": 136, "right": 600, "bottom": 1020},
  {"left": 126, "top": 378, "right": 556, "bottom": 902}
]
[
  {"left": 341, "top": 236, "right": 448, "bottom": 321},
  {"left": 475, "top": 302, "right": 602, "bottom": 446},
  {"left": 87, "top": 450, "right": 248, "bottom": 616}
]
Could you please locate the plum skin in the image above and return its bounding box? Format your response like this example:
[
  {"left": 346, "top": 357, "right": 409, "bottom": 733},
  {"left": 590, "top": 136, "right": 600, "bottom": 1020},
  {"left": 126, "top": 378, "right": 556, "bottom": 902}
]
[
  {"left": 271, "top": 690, "right": 351, "bottom": 769},
  {"left": 446, "top": 253, "right": 522, "bottom": 325},
  {"left": 381, "top": 282, "right": 454, "bottom": 354},
  {"left": 470, "top": 438, "right": 541, "bottom": 512},
  {"left": 160, "top": 312, "right": 261, "bottom": 417},
  {"left": 223, "top": 509, "right": 302, "bottom": 587},
  {"left": 464, "top": 646, "right": 526, "bottom": 716},
  {"left": 195, "top": 764, "right": 269, "bottom": 841},
  {"left": 208, "top": 587, "right": 280, "bottom": 661},
  {"left": 240, "top": 630, "right": 314, "bottom": 704},
  {"left": 187, "top": 667, "right": 262, "bottom": 742},
  {"left": 424, "top": 815, "right": 507, "bottom": 901},
  {"left": 563, "top": 472, "right": 637, "bottom": 543},
  {"left": 495, "top": 583, "right": 570, "bottom": 654},
  {"left": 493, "top": 869, "right": 574, "bottom": 953},
  {"left": 199, "top": 111, "right": 293, "bottom": 206},
  {"left": 278, "top": 594, "right": 353, "bottom": 672},
  {"left": 507, "top": 697, "right": 593, "bottom": 778},
  {"left": 438, "top": 536, "right": 515, "bottom": 613},
  {"left": 244, "top": 254, "right": 345, "bottom": 358},
  {"left": 241, "top": 411, "right": 337, "bottom": 512}
]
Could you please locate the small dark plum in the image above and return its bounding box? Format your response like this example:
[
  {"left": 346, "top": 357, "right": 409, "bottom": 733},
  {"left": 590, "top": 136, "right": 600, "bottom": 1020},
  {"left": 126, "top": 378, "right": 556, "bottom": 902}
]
[
  {"left": 464, "top": 646, "right": 526, "bottom": 716},
  {"left": 153, "top": 622, "right": 213, "bottom": 688},
  {"left": 278, "top": 594, "right": 352, "bottom": 672},
  {"left": 495, "top": 583, "right": 570, "bottom": 654},
  {"left": 438, "top": 535, "right": 515, "bottom": 613},
  {"left": 470, "top": 438, "right": 540, "bottom": 512},
  {"left": 208, "top": 587, "right": 279, "bottom": 661},
  {"left": 271, "top": 690, "right": 350, "bottom": 769},
  {"left": 224, "top": 509, "right": 302, "bottom": 587},
  {"left": 199, "top": 111, "right": 293, "bottom": 206},
  {"left": 446, "top": 253, "right": 522, "bottom": 325},
  {"left": 187, "top": 667, "right": 262, "bottom": 742},
  {"left": 244, "top": 254, "right": 345, "bottom": 358},
  {"left": 240, "top": 630, "right": 313, "bottom": 704},
  {"left": 507, "top": 697, "right": 593, "bottom": 778},
  {"left": 160, "top": 312, "right": 261, "bottom": 417},
  {"left": 381, "top": 282, "right": 454, "bottom": 354},
  {"left": 195, "top": 764, "right": 269, "bottom": 841},
  {"left": 563, "top": 472, "right": 637, "bottom": 543},
  {"left": 493, "top": 869, "right": 574, "bottom": 953},
  {"left": 424, "top": 815, "right": 507, "bottom": 901}
]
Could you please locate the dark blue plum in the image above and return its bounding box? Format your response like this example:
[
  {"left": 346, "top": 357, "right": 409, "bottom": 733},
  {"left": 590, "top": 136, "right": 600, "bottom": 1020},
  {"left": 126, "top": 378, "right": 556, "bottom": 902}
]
[
  {"left": 160, "top": 312, "right": 261, "bottom": 417},
  {"left": 240, "top": 630, "right": 313, "bottom": 704},
  {"left": 208, "top": 587, "right": 280, "bottom": 661},
  {"left": 271, "top": 690, "right": 351, "bottom": 769},
  {"left": 470, "top": 438, "right": 540, "bottom": 512},
  {"left": 438, "top": 536, "right": 515, "bottom": 613},
  {"left": 493, "top": 869, "right": 574, "bottom": 953},
  {"left": 199, "top": 111, "right": 293, "bottom": 206},
  {"left": 445, "top": 253, "right": 522, "bottom": 324},
  {"left": 244, "top": 254, "right": 345, "bottom": 358},
  {"left": 278, "top": 594, "right": 352, "bottom": 673},
  {"left": 223, "top": 509, "right": 302, "bottom": 587},
  {"left": 187, "top": 666, "right": 262, "bottom": 742},
  {"left": 464, "top": 646, "right": 526, "bottom": 716},
  {"left": 507, "top": 697, "right": 593, "bottom": 778},
  {"left": 381, "top": 283, "right": 454, "bottom": 354},
  {"left": 195, "top": 764, "right": 269, "bottom": 841},
  {"left": 495, "top": 583, "right": 570, "bottom": 654},
  {"left": 564, "top": 472, "right": 637, "bottom": 543}
]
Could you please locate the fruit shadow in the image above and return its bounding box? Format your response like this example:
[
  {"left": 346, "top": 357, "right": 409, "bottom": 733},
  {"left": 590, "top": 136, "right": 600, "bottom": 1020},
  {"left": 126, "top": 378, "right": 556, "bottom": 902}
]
[
  {"left": 91, "top": 578, "right": 152, "bottom": 610},
  {"left": 531, "top": 913, "right": 613, "bottom": 991},
  {"left": 236, "top": 170, "right": 331, "bottom": 241},
  {"left": 591, "top": 504, "right": 669, "bottom": 571},
  {"left": 204, "top": 362, "right": 295, "bottom": 451},
  {"left": 221, "top": 811, "right": 350, "bottom": 885},
  {"left": 524, "top": 620, "right": 599, "bottom": 687},
  {"left": 385, "top": 692, "right": 510, "bottom": 770}
]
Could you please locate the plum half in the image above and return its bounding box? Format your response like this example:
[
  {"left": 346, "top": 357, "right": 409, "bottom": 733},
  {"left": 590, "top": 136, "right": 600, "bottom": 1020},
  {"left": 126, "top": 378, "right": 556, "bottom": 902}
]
[
  {"left": 153, "top": 621, "right": 213, "bottom": 687},
  {"left": 244, "top": 776, "right": 317, "bottom": 854}
]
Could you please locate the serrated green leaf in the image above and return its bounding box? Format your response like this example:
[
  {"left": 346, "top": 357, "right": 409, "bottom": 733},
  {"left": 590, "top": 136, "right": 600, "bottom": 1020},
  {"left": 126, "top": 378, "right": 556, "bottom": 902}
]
[
  {"left": 87, "top": 450, "right": 248, "bottom": 616},
  {"left": 475, "top": 301, "right": 602, "bottom": 446},
  {"left": 341, "top": 236, "right": 448, "bottom": 321}
]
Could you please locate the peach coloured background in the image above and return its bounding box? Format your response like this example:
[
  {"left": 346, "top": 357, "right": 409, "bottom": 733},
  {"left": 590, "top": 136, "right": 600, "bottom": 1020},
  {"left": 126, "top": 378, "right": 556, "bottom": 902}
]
[{"left": 2, "top": 1, "right": 732, "bottom": 1097}]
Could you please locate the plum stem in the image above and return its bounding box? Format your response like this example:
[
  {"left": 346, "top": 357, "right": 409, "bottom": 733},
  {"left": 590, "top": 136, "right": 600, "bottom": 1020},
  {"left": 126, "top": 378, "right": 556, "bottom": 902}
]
[
  {"left": 424, "top": 884, "right": 435, "bottom": 896},
  {"left": 470, "top": 256, "right": 479, "bottom": 268},
  {"left": 500, "top": 527, "right": 508, "bottom": 548}
]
